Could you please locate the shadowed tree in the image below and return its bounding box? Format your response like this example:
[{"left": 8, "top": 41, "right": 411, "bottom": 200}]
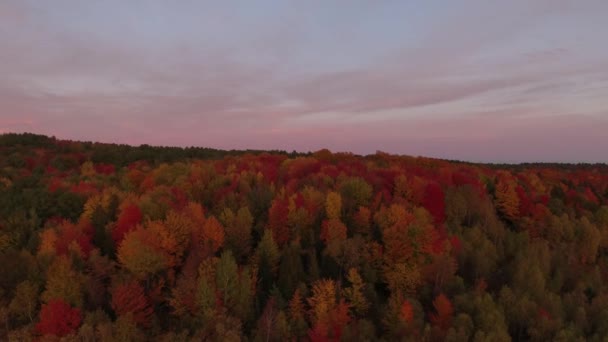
[{"left": 111, "top": 280, "right": 154, "bottom": 328}]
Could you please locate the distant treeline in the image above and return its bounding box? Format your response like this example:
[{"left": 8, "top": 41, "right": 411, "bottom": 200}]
[{"left": 0, "top": 132, "right": 304, "bottom": 167}]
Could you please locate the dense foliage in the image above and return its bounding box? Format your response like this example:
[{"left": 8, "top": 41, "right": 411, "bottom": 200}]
[{"left": 1, "top": 133, "right": 608, "bottom": 341}]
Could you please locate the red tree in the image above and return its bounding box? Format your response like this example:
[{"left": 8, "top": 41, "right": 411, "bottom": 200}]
[
  {"left": 516, "top": 186, "right": 534, "bottom": 217},
  {"left": 36, "top": 299, "right": 82, "bottom": 337},
  {"left": 94, "top": 163, "right": 116, "bottom": 175},
  {"left": 268, "top": 198, "right": 290, "bottom": 246},
  {"left": 111, "top": 280, "right": 154, "bottom": 327},
  {"left": 422, "top": 183, "right": 446, "bottom": 225},
  {"left": 430, "top": 293, "right": 453, "bottom": 330},
  {"left": 112, "top": 204, "right": 143, "bottom": 245},
  {"left": 400, "top": 300, "right": 414, "bottom": 323},
  {"left": 55, "top": 219, "right": 94, "bottom": 258}
]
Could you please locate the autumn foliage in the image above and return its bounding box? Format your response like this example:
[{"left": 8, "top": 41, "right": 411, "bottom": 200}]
[
  {"left": 112, "top": 204, "right": 143, "bottom": 244},
  {"left": 111, "top": 281, "right": 154, "bottom": 327},
  {"left": 36, "top": 299, "right": 82, "bottom": 337},
  {"left": 1, "top": 133, "right": 608, "bottom": 340},
  {"left": 430, "top": 293, "right": 453, "bottom": 330}
]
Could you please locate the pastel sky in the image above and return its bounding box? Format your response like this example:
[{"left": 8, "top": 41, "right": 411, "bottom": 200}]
[{"left": 1, "top": 1, "right": 608, "bottom": 163}]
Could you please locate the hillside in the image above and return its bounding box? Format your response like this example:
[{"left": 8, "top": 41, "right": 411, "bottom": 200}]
[{"left": 1, "top": 133, "right": 608, "bottom": 341}]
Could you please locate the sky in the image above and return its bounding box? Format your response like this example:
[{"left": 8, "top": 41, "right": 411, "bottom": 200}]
[{"left": 1, "top": 1, "right": 607, "bottom": 163}]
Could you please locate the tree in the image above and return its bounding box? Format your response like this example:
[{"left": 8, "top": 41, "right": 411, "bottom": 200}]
[
  {"left": 430, "top": 293, "right": 453, "bottom": 331},
  {"left": 352, "top": 206, "right": 372, "bottom": 236},
  {"left": 54, "top": 219, "right": 94, "bottom": 258},
  {"left": 268, "top": 197, "right": 290, "bottom": 246},
  {"left": 255, "top": 297, "right": 291, "bottom": 342},
  {"left": 169, "top": 269, "right": 198, "bottom": 319},
  {"left": 320, "top": 218, "right": 348, "bottom": 267},
  {"left": 308, "top": 279, "right": 338, "bottom": 326},
  {"left": 287, "top": 193, "right": 314, "bottom": 243},
  {"left": 320, "top": 219, "right": 347, "bottom": 246},
  {"left": 117, "top": 227, "right": 168, "bottom": 280},
  {"left": 256, "top": 230, "right": 280, "bottom": 299},
  {"left": 36, "top": 299, "right": 82, "bottom": 337},
  {"left": 112, "top": 204, "right": 142, "bottom": 245},
  {"left": 343, "top": 268, "right": 369, "bottom": 316},
  {"left": 377, "top": 205, "right": 436, "bottom": 267},
  {"left": 278, "top": 241, "right": 305, "bottom": 298},
  {"left": 9, "top": 280, "right": 39, "bottom": 323},
  {"left": 145, "top": 220, "right": 180, "bottom": 268},
  {"left": 90, "top": 202, "right": 115, "bottom": 256},
  {"left": 307, "top": 279, "right": 351, "bottom": 340},
  {"left": 383, "top": 294, "right": 420, "bottom": 339},
  {"left": 308, "top": 298, "right": 350, "bottom": 342},
  {"left": 38, "top": 228, "right": 58, "bottom": 256},
  {"left": 80, "top": 161, "right": 96, "bottom": 177},
  {"left": 161, "top": 211, "right": 195, "bottom": 265},
  {"left": 400, "top": 300, "right": 414, "bottom": 324},
  {"left": 196, "top": 263, "right": 218, "bottom": 324},
  {"left": 288, "top": 289, "right": 308, "bottom": 339},
  {"left": 215, "top": 250, "right": 239, "bottom": 313},
  {"left": 384, "top": 262, "right": 422, "bottom": 297},
  {"left": 495, "top": 177, "right": 519, "bottom": 222},
  {"left": 197, "top": 216, "right": 225, "bottom": 257},
  {"left": 42, "top": 256, "right": 84, "bottom": 307},
  {"left": 221, "top": 207, "right": 253, "bottom": 260},
  {"left": 422, "top": 182, "right": 446, "bottom": 225},
  {"left": 459, "top": 226, "right": 499, "bottom": 280},
  {"left": 110, "top": 313, "right": 146, "bottom": 341},
  {"left": 578, "top": 217, "right": 601, "bottom": 264},
  {"left": 339, "top": 177, "right": 373, "bottom": 213},
  {"left": 325, "top": 191, "right": 342, "bottom": 220},
  {"left": 466, "top": 292, "right": 511, "bottom": 341},
  {"left": 111, "top": 280, "right": 153, "bottom": 327}
]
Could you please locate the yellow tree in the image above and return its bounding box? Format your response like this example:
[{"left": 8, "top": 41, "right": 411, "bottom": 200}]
[
  {"left": 117, "top": 227, "right": 169, "bottom": 280},
  {"left": 383, "top": 294, "right": 418, "bottom": 338},
  {"left": 325, "top": 191, "right": 342, "bottom": 220},
  {"left": 375, "top": 205, "right": 435, "bottom": 296},
  {"left": 38, "top": 229, "right": 58, "bottom": 257},
  {"left": 320, "top": 219, "right": 347, "bottom": 250},
  {"left": 164, "top": 211, "right": 195, "bottom": 262},
  {"left": 288, "top": 289, "right": 308, "bottom": 338},
  {"left": 384, "top": 263, "right": 422, "bottom": 297},
  {"left": 41, "top": 256, "right": 85, "bottom": 307},
  {"left": 578, "top": 217, "right": 601, "bottom": 264},
  {"left": 183, "top": 202, "right": 206, "bottom": 226},
  {"left": 146, "top": 221, "right": 180, "bottom": 268},
  {"left": 80, "top": 161, "right": 96, "bottom": 178},
  {"left": 9, "top": 280, "right": 40, "bottom": 323},
  {"left": 393, "top": 174, "right": 412, "bottom": 202},
  {"left": 307, "top": 279, "right": 338, "bottom": 326},
  {"left": 375, "top": 204, "right": 414, "bottom": 263},
  {"left": 198, "top": 216, "right": 225, "bottom": 257},
  {"left": 494, "top": 174, "right": 519, "bottom": 221},
  {"left": 343, "top": 268, "right": 369, "bottom": 316},
  {"left": 307, "top": 279, "right": 351, "bottom": 340}
]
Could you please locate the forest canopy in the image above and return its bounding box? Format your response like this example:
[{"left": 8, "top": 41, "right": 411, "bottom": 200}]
[{"left": 1, "top": 133, "right": 608, "bottom": 341}]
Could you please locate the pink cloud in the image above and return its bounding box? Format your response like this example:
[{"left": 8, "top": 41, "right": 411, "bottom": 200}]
[{"left": 1, "top": 1, "right": 607, "bottom": 162}]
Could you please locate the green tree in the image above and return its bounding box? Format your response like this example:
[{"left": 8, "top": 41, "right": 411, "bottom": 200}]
[
  {"left": 9, "top": 280, "right": 40, "bottom": 323},
  {"left": 278, "top": 241, "right": 305, "bottom": 299}
]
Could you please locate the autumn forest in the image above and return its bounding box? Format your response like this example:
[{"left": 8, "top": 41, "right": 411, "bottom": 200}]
[{"left": 1, "top": 133, "right": 608, "bottom": 341}]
